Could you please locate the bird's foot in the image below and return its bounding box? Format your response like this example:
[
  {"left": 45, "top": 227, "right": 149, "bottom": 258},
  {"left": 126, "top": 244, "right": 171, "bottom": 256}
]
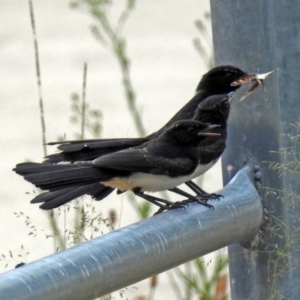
[
  {"left": 180, "top": 196, "right": 215, "bottom": 209},
  {"left": 200, "top": 193, "right": 223, "bottom": 201},
  {"left": 153, "top": 192, "right": 222, "bottom": 214},
  {"left": 154, "top": 201, "right": 186, "bottom": 215}
]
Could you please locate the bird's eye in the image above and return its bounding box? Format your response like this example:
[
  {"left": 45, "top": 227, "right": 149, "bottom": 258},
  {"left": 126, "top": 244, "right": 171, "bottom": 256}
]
[
  {"left": 188, "top": 127, "right": 196, "bottom": 134},
  {"left": 225, "top": 72, "right": 233, "bottom": 79}
]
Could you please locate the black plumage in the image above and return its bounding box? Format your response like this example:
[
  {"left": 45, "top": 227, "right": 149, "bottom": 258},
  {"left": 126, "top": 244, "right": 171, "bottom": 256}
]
[{"left": 173, "top": 92, "right": 234, "bottom": 204}]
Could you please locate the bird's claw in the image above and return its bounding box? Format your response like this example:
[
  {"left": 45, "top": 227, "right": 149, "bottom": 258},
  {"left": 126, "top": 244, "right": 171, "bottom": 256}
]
[
  {"left": 194, "top": 192, "right": 223, "bottom": 201},
  {"left": 153, "top": 192, "right": 222, "bottom": 215},
  {"left": 207, "top": 193, "right": 223, "bottom": 201},
  {"left": 181, "top": 196, "right": 215, "bottom": 209},
  {"left": 154, "top": 201, "right": 186, "bottom": 215}
]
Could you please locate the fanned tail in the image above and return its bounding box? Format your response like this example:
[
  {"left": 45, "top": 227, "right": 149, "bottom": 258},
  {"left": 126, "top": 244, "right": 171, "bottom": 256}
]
[
  {"left": 31, "top": 183, "right": 114, "bottom": 210},
  {"left": 14, "top": 162, "right": 116, "bottom": 209}
]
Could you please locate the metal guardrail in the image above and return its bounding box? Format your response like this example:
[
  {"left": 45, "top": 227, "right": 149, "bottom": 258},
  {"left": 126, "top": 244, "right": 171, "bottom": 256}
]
[{"left": 0, "top": 165, "right": 262, "bottom": 300}]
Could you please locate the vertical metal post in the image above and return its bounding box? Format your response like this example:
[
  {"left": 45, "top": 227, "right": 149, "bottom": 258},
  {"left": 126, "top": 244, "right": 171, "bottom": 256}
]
[{"left": 210, "top": 1, "right": 300, "bottom": 299}]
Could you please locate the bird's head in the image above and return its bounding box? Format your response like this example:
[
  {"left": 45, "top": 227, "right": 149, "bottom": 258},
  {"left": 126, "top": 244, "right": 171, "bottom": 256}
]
[
  {"left": 194, "top": 92, "right": 234, "bottom": 123},
  {"left": 196, "top": 65, "right": 256, "bottom": 94},
  {"left": 169, "top": 120, "right": 220, "bottom": 144}
]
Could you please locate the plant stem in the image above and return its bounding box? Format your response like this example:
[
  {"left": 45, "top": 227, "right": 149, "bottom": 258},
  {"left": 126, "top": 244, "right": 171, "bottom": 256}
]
[
  {"left": 29, "top": 0, "right": 65, "bottom": 251},
  {"left": 28, "top": 0, "right": 47, "bottom": 157},
  {"left": 81, "top": 62, "right": 88, "bottom": 139}
]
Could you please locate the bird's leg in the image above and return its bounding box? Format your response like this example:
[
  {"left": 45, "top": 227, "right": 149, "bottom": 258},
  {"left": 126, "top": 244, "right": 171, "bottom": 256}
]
[
  {"left": 169, "top": 187, "right": 195, "bottom": 198},
  {"left": 133, "top": 189, "right": 185, "bottom": 213},
  {"left": 185, "top": 180, "right": 223, "bottom": 200},
  {"left": 185, "top": 181, "right": 208, "bottom": 197},
  {"left": 168, "top": 187, "right": 213, "bottom": 208}
]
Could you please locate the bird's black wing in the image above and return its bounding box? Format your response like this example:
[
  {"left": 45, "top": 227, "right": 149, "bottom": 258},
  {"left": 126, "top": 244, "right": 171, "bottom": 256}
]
[
  {"left": 44, "top": 137, "right": 149, "bottom": 163},
  {"left": 92, "top": 147, "right": 195, "bottom": 177},
  {"left": 44, "top": 91, "right": 209, "bottom": 163},
  {"left": 149, "top": 91, "right": 209, "bottom": 139},
  {"left": 49, "top": 137, "right": 148, "bottom": 150}
]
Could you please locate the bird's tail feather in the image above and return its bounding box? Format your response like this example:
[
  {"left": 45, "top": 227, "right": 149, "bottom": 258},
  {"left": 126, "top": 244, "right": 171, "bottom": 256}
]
[
  {"left": 14, "top": 163, "right": 116, "bottom": 209},
  {"left": 14, "top": 162, "right": 115, "bottom": 190},
  {"left": 44, "top": 137, "right": 149, "bottom": 163},
  {"left": 31, "top": 183, "right": 113, "bottom": 210},
  {"left": 92, "top": 186, "right": 114, "bottom": 201},
  {"left": 14, "top": 162, "right": 80, "bottom": 175}
]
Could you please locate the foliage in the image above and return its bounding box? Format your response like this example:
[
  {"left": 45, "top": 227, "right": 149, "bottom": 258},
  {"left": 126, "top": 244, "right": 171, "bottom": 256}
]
[
  {"left": 70, "top": 0, "right": 145, "bottom": 137},
  {"left": 193, "top": 12, "right": 214, "bottom": 69},
  {"left": 177, "top": 257, "right": 228, "bottom": 300}
]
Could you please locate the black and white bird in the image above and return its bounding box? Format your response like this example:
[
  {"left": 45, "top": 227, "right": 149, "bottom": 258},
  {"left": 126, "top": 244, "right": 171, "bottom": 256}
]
[
  {"left": 14, "top": 121, "right": 221, "bottom": 211},
  {"left": 177, "top": 91, "right": 234, "bottom": 202}
]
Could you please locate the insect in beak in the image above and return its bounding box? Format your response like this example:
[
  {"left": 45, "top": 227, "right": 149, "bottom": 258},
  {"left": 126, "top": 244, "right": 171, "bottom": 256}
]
[{"left": 231, "top": 68, "right": 279, "bottom": 101}]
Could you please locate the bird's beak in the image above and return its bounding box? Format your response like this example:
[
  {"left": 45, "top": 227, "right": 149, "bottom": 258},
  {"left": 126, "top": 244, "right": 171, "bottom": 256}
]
[
  {"left": 230, "top": 73, "right": 257, "bottom": 87},
  {"left": 198, "top": 124, "right": 221, "bottom": 136},
  {"left": 198, "top": 132, "right": 221, "bottom": 136}
]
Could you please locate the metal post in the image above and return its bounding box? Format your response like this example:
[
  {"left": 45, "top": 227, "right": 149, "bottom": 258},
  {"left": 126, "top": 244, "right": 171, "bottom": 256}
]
[
  {"left": 0, "top": 165, "right": 262, "bottom": 300},
  {"left": 210, "top": 1, "right": 300, "bottom": 299}
]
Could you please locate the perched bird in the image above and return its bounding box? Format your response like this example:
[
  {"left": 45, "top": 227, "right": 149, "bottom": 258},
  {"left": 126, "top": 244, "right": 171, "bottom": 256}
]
[
  {"left": 175, "top": 92, "right": 234, "bottom": 203},
  {"left": 41, "top": 66, "right": 254, "bottom": 203},
  {"left": 14, "top": 121, "right": 221, "bottom": 211}
]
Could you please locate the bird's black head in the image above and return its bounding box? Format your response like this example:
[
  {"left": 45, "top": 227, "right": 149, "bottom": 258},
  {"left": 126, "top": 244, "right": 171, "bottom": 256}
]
[
  {"left": 168, "top": 120, "right": 220, "bottom": 145},
  {"left": 194, "top": 92, "right": 234, "bottom": 124},
  {"left": 196, "top": 65, "right": 255, "bottom": 94}
]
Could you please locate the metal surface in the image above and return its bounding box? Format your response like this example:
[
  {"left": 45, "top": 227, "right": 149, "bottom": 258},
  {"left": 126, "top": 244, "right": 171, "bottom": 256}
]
[
  {"left": 0, "top": 165, "right": 262, "bottom": 300},
  {"left": 210, "top": 1, "right": 300, "bottom": 299}
]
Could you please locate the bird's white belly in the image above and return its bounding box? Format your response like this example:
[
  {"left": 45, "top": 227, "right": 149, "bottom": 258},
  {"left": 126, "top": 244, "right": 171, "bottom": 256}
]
[
  {"left": 129, "top": 172, "right": 197, "bottom": 192},
  {"left": 102, "top": 159, "right": 219, "bottom": 192},
  {"left": 129, "top": 158, "right": 218, "bottom": 192},
  {"left": 190, "top": 158, "right": 218, "bottom": 178},
  {"left": 101, "top": 173, "right": 193, "bottom": 192}
]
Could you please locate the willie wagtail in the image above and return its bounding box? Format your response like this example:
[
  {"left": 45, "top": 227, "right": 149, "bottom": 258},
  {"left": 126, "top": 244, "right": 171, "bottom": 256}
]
[{"left": 167, "top": 91, "right": 234, "bottom": 207}]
